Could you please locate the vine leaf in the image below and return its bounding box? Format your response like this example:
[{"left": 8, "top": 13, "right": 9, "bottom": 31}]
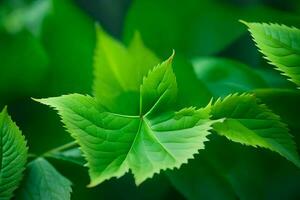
[
  {"left": 0, "top": 107, "right": 28, "bottom": 200},
  {"left": 211, "top": 93, "right": 300, "bottom": 167},
  {"left": 16, "top": 158, "right": 72, "bottom": 200},
  {"left": 35, "top": 54, "right": 217, "bottom": 186},
  {"left": 242, "top": 21, "right": 300, "bottom": 88}
]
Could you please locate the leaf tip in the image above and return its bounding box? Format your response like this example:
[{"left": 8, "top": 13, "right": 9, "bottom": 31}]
[
  {"left": 1, "top": 105, "right": 8, "bottom": 114},
  {"left": 95, "top": 22, "right": 102, "bottom": 32},
  {"left": 166, "top": 49, "right": 176, "bottom": 64},
  {"left": 239, "top": 19, "right": 249, "bottom": 26},
  {"left": 31, "top": 97, "right": 47, "bottom": 105}
]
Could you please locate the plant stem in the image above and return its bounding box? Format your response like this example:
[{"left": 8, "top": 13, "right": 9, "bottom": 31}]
[
  {"left": 42, "top": 141, "right": 78, "bottom": 156},
  {"left": 28, "top": 153, "right": 38, "bottom": 158}
]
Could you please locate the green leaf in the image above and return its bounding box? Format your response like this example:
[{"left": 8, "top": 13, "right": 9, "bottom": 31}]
[
  {"left": 93, "top": 27, "right": 160, "bottom": 115},
  {"left": 211, "top": 93, "right": 300, "bottom": 167},
  {"left": 243, "top": 21, "right": 300, "bottom": 87},
  {"left": 192, "top": 57, "right": 267, "bottom": 97},
  {"left": 35, "top": 55, "right": 216, "bottom": 186},
  {"left": 140, "top": 52, "right": 177, "bottom": 115},
  {"left": 41, "top": 0, "right": 95, "bottom": 95},
  {"left": 37, "top": 94, "right": 214, "bottom": 186},
  {"left": 16, "top": 157, "right": 72, "bottom": 200},
  {"left": 0, "top": 107, "right": 28, "bottom": 200},
  {"left": 168, "top": 134, "right": 300, "bottom": 200},
  {"left": 95, "top": 17, "right": 211, "bottom": 111}
]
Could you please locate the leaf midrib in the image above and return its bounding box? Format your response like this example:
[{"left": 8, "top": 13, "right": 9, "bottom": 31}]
[
  {"left": 105, "top": 77, "right": 175, "bottom": 172},
  {"left": 261, "top": 26, "right": 300, "bottom": 57}
]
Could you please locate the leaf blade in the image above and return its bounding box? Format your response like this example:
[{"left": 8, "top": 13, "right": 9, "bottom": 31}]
[
  {"left": 35, "top": 93, "right": 215, "bottom": 186},
  {"left": 93, "top": 26, "right": 161, "bottom": 115},
  {"left": 16, "top": 158, "right": 72, "bottom": 200},
  {"left": 211, "top": 93, "right": 300, "bottom": 167},
  {"left": 140, "top": 52, "right": 177, "bottom": 116},
  {"left": 0, "top": 107, "right": 28, "bottom": 200},
  {"left": 243, "top": 21, "right": 300, "bottom": 87}
]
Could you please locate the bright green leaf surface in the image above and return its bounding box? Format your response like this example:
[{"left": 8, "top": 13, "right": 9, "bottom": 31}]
[
  {"left": 93, "top": 27, "right": 160, "bottom": 115},
  {"left": 16, "top": 157, "right": 72, "bottom": 200},
  {"left": 0, "top": 107, "right": 28, "bottom": 200},
  {"left": 211, "top": 93, "right": 300, "bottom": 167},
  {"left": 244, "top": 21, "right": 300, "bottom": 87},
  {"left": 36, "top": 55, "right": 216, "bottom": 186},
  {"left": 37, "top": 93, "right": 214, "bottom": 186},
  {"left": 140, "top": 52, "right": 177, "bottom": 115}
]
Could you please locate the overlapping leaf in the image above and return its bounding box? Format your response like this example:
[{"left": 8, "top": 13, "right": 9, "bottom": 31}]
[
  {"left": 36, "top": 54, "right": 216, "bottom": 186},
  {"left": 36, "top": 26, "right": 300, "bottom": 189},
  {"left": 93, "top": 27, "right": 160, "bottom": 115},
  {"left": 16, "top": 158, "right": 72, "bottom": 200},
  {"left": 0, "top": 107, "right": 28, "bottom": 200},
  {"left": 211, "top": 93, "right": 300, "bottom": 167},
  {"left": 34, "top": 28, "right": 218, "bottom": 186},
  {"left": 243, "top": 21, "right": 300, "bottom": 87}
]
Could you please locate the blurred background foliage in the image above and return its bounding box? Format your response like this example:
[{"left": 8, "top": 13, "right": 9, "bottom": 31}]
[{"left": 1, "top": 0, "right": 300, "bottom": 199}]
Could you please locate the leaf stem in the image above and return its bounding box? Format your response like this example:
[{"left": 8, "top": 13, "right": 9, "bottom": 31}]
[
  {"left": 42, "top": 141, "right": 78, "bottom": 156},
  {"left": 28, "top": 153, "right": 38, "bottom": 158}
]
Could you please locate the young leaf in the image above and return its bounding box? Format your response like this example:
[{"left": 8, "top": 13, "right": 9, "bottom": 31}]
[
  {"left": 140, "top": 52, "right": 177, "bottom": 115},
  {"left": 0, "top": 107, "right": 28, "bottom": 200},
  {"left": 211, "top": 93, "right": 300, "bottom": 167},
  {"left": 35, "top": 55, "right": 217, "bottom": 186},
  {"left": 16, "top": 158, "right": 72, "bottom": 200},
  {"left": 93, "top": 26, "right": 160, "bottom": 115},
  {"left": 243, "top": 21, "right": 300, "bottom": 87}
]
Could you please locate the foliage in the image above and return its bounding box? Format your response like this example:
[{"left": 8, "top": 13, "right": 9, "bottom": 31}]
[{"left": 1, "top": 0, "right": 300, "bottom": 199}]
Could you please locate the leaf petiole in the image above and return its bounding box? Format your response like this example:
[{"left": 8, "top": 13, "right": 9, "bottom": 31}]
[{"left": 42, "top": 141, "right": 78, "bottom": 157}]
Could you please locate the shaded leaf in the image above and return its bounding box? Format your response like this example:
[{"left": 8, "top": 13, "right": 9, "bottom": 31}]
[
  {"left": 192, "top": 57, "right": 267, "bottom": 97},
  {"left": 211, "top": 93, "right": 300, "bottom": 167},
  {"left": 16, "top": 157, "right": 72, "bottom": 200},
  {"left": 46, "top": 147, "right": 85, "bottom": 166}
]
